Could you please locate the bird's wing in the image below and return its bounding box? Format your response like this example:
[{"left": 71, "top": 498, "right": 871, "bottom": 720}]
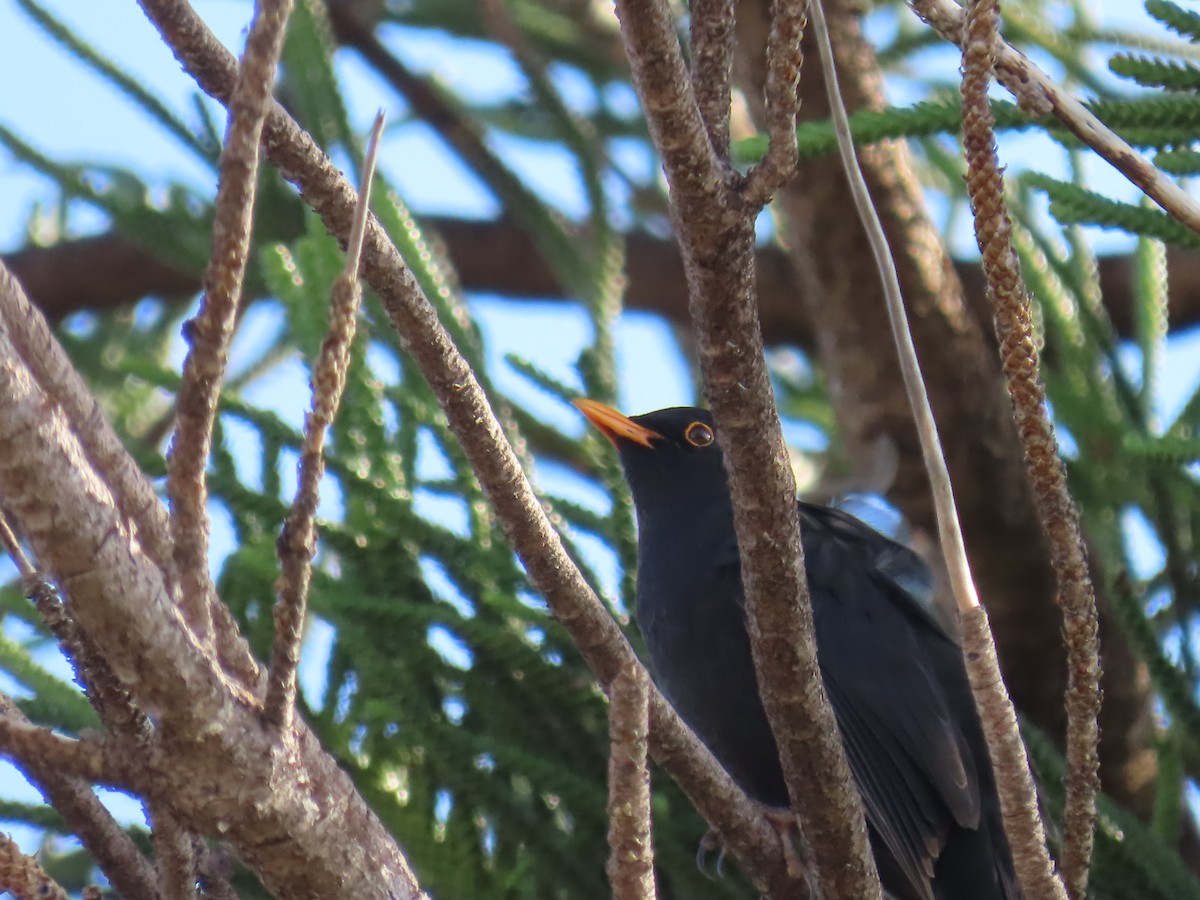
[{"left": 798, "top": 503, "right": 982, "bottom": 900}]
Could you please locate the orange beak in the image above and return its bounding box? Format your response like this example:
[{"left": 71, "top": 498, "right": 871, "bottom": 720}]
[{"left": 573, "top": 398, "right": 661, "bottom": 449}]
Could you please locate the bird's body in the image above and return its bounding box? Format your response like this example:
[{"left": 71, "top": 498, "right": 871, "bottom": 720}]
[{"left": 576, "top": 401, "right": 1021, "bottom": 900}]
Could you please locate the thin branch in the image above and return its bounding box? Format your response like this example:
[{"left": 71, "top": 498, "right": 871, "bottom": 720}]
[
  {"left": 150, "top": 806, "right": 199, "bottom": 900},
  {"left": 10, "top": 226, "right": 1200, "bottom": 354},
  {"left": 0, "top": 257, "right": 176, "bottom": 596},
  {"left": 613, "top": 0, "right": 729, "bottom": 228},
  {"left": 0, "top": 511, "right": 154, "bottom": 742},
  {"left": 810, "top": 2, "right": 1069, "bottom": 898},
  {"left": 135, "top": 0, "right": 801, "bottom": 891},
  {"left": 909, "top": 0, "right": 1200, "bottom": 236},
  {"left": 166, "top": 0, "right": 295, "bottom": 645},
  {"left": 29, "top": 575, "right": 154, "bottom": 742},
  {"left": 0, "top": 831, "right": 71, "bottom": 900},
  {"left": 616, "top": 1, "right": 882, "bottom": 897},
  {"left": 959, "top": 0, "right": 1099, "bottom": 895},
  {"left": 744, "top": 0, "right": 810, "bottom": 206},
  {"left": 0, "top": 711, "right": 130, "bottom": 789},
  {"left": 808, "top": 0, "right": 978, "bottom": 615},
  {"left": 265, "top": 111, "right": 385, "bottom": 732},
  {"left": 606, "top": 663, "right": 657, "bottom": 900},
  {"left": 0, "top": 694, "right": 158, "bottom": 900},
  {"left": 689, "top": 0, "right": 736, "bottom": 157}
]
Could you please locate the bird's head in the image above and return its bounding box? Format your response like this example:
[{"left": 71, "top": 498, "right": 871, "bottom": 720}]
[{"left": 573, "top": 399, "right": 730, "bottom": 513}]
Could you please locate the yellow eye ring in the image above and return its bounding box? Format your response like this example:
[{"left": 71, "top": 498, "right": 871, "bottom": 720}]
[{"left": 684, "top": 422, "right": 714, "bottom": 448}]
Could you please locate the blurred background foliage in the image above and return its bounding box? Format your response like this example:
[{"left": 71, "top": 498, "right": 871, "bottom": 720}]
[{"left": 1, "top": 0, "right": 1200, "bottom": 897}]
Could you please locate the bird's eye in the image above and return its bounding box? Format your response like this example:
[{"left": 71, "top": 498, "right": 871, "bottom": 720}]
[{"left": 684, "top": 422, "right": 714, "bottom": 448}]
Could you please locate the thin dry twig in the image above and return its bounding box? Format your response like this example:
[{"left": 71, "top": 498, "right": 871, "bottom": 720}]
[
  {"left": 807, "top": 0, "right": 979, "bottom": 612},
  {"left": 606, "top": 663, "right": 657, "bottom": 900},
  {"left": 959, "top": 1, "right": 1099, "bottom": 895},
  {"left": 0, "top": 831, "right": 71, "bottom": 900},
  {"left": 265, "top": 111, "right": 385, "bottom": 732},
  {"left": 166, "top": 0, "right": 296, "bottom": 646},
  {"left": 744, "top": 0, "right": 809, "bottom": 206},
  {"left": 909, "top": 0, "right": 1200, "bottom": 236},
  {"left": 810, "top": 2, "right": 1070, "bottom": 898}
]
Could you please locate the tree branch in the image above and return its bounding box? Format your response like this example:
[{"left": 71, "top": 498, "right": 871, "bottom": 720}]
[
  {"left": 909, "top": 0, "right": 1200, "bottom": 235},
  {"left": 743, "top": 0, "right": 808, "bottom": 206},
  {"left": 149, "top": 806, "right": 198, "bottom": 900},
  {"left": 167, "top": 0, "right": 295, "bottom": 647},
  {"left": 0, "top": 694, "right": 158, "bottom": 900},
  {"left": 0, "top": 831, "right": 71, "bottom": 900},
  {"left": 0, "top": 258, "right": 426, "bottom": 900},
  {"left": 962, "top": 608, "right": 1067, "bottom": 899},
  {"left": 689, "top": 0, "right": 736, "bottom": 157},
  {"left": 614, "top": 0, "right": 881, "bottom": 896},
  {"left": 0, "top": 715, "right": 131, "bottom": 793},
  {"left": 960, "top": 0, "right": 1099, "bottom": 892},
  {"left": 9, "top": 225, "right": 1200, "bottom": 351},
  {"left": 606, "top": 663, "right": 657, "bottom": 900},
  {"left": 132, "top": 0, "right": 804, "bottom": 892},
  {"left": 266, "top": 111, "right": 382, "bottom": 732}
]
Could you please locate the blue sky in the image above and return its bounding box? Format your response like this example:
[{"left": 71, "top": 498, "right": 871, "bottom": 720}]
[{"left": 1, "top": 0, "right": 1199, "bottom": 875}]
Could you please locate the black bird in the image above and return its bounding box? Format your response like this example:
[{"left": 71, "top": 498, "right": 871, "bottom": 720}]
[{"left": 575, "top": 400, "right": 1021, "bottom": 900}]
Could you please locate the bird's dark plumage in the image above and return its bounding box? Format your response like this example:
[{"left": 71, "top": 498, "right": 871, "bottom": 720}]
[{"left": 576, "top": 401, "right": 1021, "bottom": 900}]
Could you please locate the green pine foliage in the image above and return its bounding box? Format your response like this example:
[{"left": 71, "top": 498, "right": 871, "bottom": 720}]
[{"left": 1, "top": 0, "right": 1200, "bottom": 897}]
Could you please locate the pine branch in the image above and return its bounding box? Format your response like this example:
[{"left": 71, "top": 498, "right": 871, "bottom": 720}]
[
  {"left": 0, "top": 831, "right": 71, "bottom": 900},
  {"left": 266, "top": 111, "right": 383, "bottom": 732},
  {"left": 959, "top": 0, "right": 1098, "bottom": 894},
  {"left": 911, "top": 0, "right": 1200, "bottom": 235},
  {"left": 167, "top": 0, "right": 296, "bottom": 650}
]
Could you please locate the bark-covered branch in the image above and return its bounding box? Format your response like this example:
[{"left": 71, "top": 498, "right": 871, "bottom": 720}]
[
  {"left": 960, "top": 0, "right": 1094, "bottom": 892},
  {"left": 8, "top": 225, "right": 1200, "bottom": 349},
  {"left": 167, "top": 0, "right": 295, "bottom": 648},
  {"left": 0, "top": 259, "right": 425, "bottom": 900},
  {"left": 614, "top": 0, "right": 882, "bottom": 896}
]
